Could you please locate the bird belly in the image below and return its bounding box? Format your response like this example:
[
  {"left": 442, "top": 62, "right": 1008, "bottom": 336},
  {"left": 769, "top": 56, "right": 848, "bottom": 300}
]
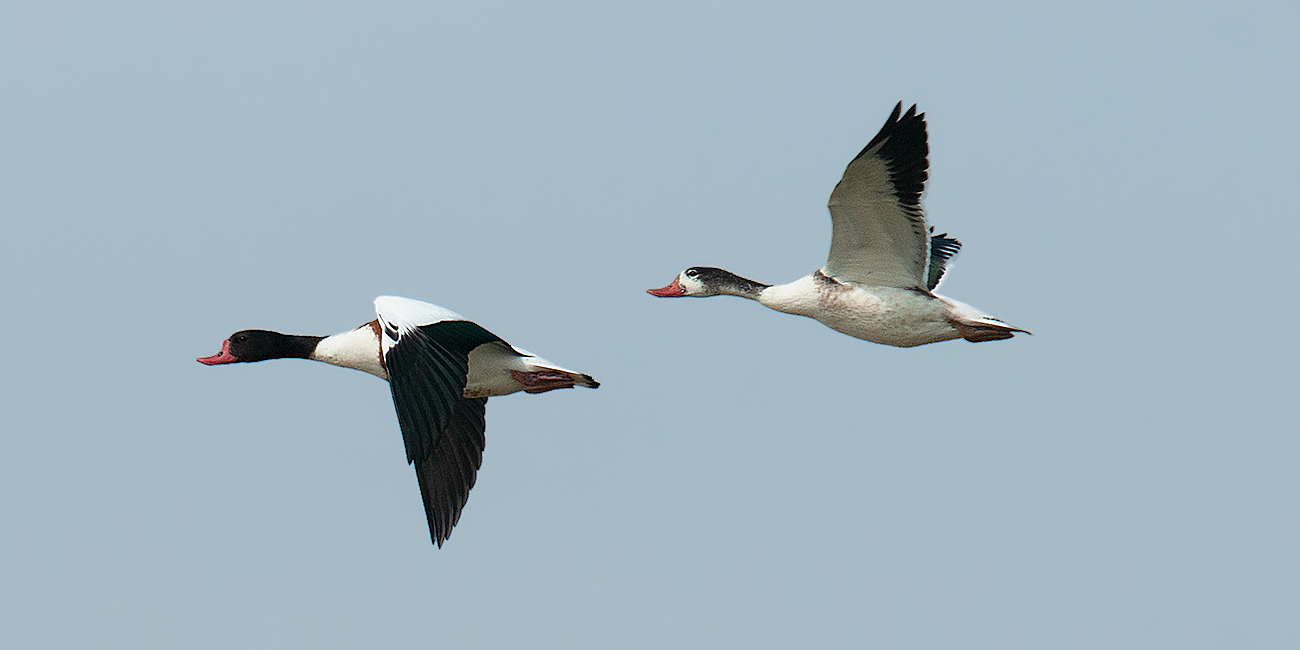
[
  {"left": 464, "top": 343, "right": 528, "bottom": 397},
  {"left": 812, "top": 285, "right": 960, "bottom": 348}
]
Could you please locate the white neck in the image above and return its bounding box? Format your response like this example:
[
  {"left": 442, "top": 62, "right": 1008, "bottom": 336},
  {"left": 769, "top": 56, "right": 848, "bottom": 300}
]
[
  {"left": 757, "top": 274, "right": 821, "bottom": 316},
  {"left": 311, "top": 325, "right": 387, "bottom": 380}
]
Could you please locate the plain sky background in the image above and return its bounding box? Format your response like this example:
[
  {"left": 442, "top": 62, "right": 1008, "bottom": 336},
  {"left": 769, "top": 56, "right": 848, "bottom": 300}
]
[{"left": 2, "top": 1, "right": 1297, "bottom": 648}]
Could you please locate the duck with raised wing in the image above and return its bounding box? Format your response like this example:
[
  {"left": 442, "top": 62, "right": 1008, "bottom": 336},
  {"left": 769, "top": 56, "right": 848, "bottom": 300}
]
[
  {"left": 648, "top": 103, "right": 1028, "bottom": 347},
  {"left": 198, "top": 296, "right": 598, "bottom": 547}
]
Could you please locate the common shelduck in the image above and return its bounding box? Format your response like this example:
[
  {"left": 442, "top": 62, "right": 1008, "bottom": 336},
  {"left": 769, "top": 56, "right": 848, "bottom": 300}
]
[
  {"left": 648, "top": 103, "right": 1028, "bottom": 347},
  {"left": 198, "top": 296, "right": 598, "bottom": 547}
]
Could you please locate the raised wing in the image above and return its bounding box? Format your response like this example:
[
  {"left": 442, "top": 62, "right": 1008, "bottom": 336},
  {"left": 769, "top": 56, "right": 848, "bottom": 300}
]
[
  {"left": 824, "top": 102, "right": 931, "bottom": 289},
  {"left": 414, "top": 397, "right": 488, "bottom": 547},
  {"left": 926, "top": 230, "right": 961, "bottom": 291}
]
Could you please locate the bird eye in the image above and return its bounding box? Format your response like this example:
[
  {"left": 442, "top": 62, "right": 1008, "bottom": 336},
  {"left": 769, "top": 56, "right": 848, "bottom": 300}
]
[{"left": 686, "top": 269, "right": 699, "bottom": 279}]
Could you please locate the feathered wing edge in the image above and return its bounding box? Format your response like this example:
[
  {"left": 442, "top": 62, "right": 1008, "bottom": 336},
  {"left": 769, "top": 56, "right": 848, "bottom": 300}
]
[
  {"left": 926, "top": 229, "right": 962, "bottom": 290},
  {"left": 414, "top": 397, "right": 488, "bottom": 547}
]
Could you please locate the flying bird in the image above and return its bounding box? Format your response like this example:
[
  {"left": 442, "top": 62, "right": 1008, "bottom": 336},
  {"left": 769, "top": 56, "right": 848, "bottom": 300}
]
[
  {"left": 648, "top": 102, "right": 1028, "bottom": 347},
  {"left": 198, "top": 296, "right": 598, "bottom": 547}
]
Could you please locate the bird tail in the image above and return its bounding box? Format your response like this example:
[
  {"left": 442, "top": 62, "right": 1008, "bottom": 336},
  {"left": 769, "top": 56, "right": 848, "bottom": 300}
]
[
  {"left": 514, "top": 348, "right": 600, "bottom": 390},
  {"left": 953, "top": 317, "right": 1032, "bottom": 343}
]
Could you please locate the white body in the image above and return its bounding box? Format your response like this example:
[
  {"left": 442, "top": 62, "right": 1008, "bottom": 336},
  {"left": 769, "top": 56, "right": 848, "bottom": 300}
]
[
  {"left": 650, "top": 104, "right": 1026, "bottom": 347},
  {"left": 311, "top": 297, "right": 591, "bottom": 395},
  {"left": 759, "top": 275, "right": 1008, "bottom": 348}
]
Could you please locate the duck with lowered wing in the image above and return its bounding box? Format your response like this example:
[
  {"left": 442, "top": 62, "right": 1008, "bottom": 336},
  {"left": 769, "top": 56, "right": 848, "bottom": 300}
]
[{"left": 198, "top": 295, "right": 598, "bottom": 547}]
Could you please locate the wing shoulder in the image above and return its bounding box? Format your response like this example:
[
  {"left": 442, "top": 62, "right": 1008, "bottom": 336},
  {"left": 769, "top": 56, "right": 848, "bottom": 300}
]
[{"left": 377, "top": 297, "right": 503, "bottom": 468}]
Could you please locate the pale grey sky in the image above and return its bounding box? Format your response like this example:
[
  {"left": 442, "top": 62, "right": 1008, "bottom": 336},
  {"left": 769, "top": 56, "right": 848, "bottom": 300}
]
[{"left": 2, "top": 1, "right": 1297, "bottom": 648}]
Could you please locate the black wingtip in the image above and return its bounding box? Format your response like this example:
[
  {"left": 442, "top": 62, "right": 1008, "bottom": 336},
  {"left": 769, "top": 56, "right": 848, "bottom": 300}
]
[
  {"left": 850, "top": 102, "right": 929, "bottom": 212},
  {"left": 411, "top": 397, "right": 488, "bottom": 549},
  {"left": 861, "top": 102, "right": 927, "bottom": 156}
]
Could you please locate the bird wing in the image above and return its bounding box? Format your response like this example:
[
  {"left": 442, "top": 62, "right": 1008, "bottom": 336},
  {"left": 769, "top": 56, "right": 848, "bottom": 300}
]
[
  {"left": 414, "top": 397, "right": 488, "bottom": 547},
  {"left": 375, "top": 296, "right": 504, "bottom": 546},
  {"left": 824, "top": 102, "right": 931, "bottom": 289}
]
